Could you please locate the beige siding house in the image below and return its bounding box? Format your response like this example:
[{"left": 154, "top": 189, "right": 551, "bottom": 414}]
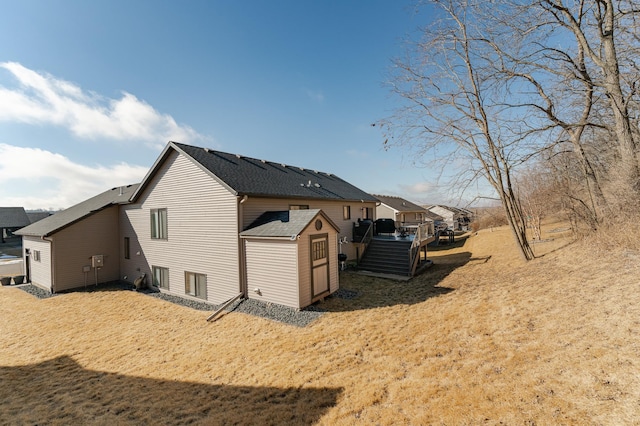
[
  {"left": 374, "top": 194, "right": 434, "bottom": 234},
  {"left": 17, "top": 141, "right": 377, "bottom": 310},
  {"left": 17, "top": 185, "right": 138, "bottom": 293}
]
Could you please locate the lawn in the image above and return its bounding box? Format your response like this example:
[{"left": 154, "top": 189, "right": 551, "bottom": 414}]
[{"left": 1, "top": 221, "right": 639, "bottom": 425}]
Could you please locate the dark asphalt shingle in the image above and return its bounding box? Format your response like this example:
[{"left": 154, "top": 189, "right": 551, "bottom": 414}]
[{"left": 173, "top": 142, "right": 378, "bottom": 202}]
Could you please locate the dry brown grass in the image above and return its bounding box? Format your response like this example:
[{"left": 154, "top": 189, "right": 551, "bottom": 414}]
[{"left": 2, "top": 220, "right": 640, "bottom": 425}]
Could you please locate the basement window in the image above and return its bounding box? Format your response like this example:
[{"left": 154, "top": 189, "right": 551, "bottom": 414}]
[
  {"left": 152, "top": 266, "right": 169, "bottom": 289},
  {"left": 185, "top": 272, "right": 207, "bottom": 300}
]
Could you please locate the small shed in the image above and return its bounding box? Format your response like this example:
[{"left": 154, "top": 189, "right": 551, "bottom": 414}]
[{"left": 240, "top": 209, "right": 339, "bottom": 310}]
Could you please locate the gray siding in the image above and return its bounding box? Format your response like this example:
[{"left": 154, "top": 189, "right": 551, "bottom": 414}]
[
  {"left": 242, "top": 197, "right": 376, "bottom": 261},
  {"left": 244, "top": 239, "right": 299, "bottom": 308},
  {"left": 121, "top": 151, "right": 240, "bottom": 304},
  {"left": 22, "top": 236, "right": 52, "bottom": 291},
  {"left": 52, "top": 206, "right": 120, "bottom": 292}
]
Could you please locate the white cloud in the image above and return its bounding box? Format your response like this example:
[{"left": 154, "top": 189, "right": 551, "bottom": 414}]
[
  {"left": 0, "top": 62, "right": 203, "bottom": 148},
  {"left": 0, "top": 143, "right": 148, "bottom": 209},
  {"left": 398, "top": 181, "right": 436, "bottom": 194},
  {"left": 391, "top": 181, "right": 451, "bottom": 205},
  {"left": 305, "top": 88, "right": 325, "bottom": 103}
]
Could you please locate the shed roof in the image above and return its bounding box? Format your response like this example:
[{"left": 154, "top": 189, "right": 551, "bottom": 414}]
[
  {"left": 133, "top": 142, "right": 378, "bottom": 203},
  {"left": 0, "top": 207, "right": 30, "bottom": 228},
  {"left": 240, "top": 209, "right": 338, "bottom": 239},
  {"left": 15, "top": 184, "right": 139, "bottom": 237},
  {"left": 374, "top": 194, "right": 427, "bottom": 213}
]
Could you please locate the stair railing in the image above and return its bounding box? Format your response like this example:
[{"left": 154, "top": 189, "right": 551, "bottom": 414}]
[
  {"left": 408, "top": 223, "right": 430, "bottom": 276},
  {"left": 357, "top": 221, "right": 375, "bottom": 264}
]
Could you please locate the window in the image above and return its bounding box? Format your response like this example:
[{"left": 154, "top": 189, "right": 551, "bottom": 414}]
[
  {"left": 124, "top": 237, "right": 130, "bottom": 259},
  {"left": 312, "top": 240, "right": 327, "bottom": 261},
  {"left": 289, "top": 204, "right": 309, "bottom": 210},
  {"left": 151, "top": 208, "right": 168, "bottom": 239},
  {"left": 33, "top": 250, "right": 41, "bottom": 262},
  {"left": 416, "top": 213, "right": 423, "bottom": 221},
  {"left": 185, "top": 272, "right": 207, "bottom": 299},
  {"left": 343, "top": 205, "right": 351, "bottom": 220},
  {"left": 362, "top": 207, "right": 373, "bottom": 220},
  {"left": 152, "top": 266, "right": 169, "bottom": 289}
]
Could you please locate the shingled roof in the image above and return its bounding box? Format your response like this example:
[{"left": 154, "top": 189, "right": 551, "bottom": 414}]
[
  {"left": 15, "top": 184, "right": 139, "bottom": 237},
  {"left": 0, "top": 207, "right": 30, "bottom": 229},
  {"left": 133, "top": 142, "right": 378, "bottom": 203},
  {"left": 374, "top": 195, "right": 427, "bottom": 213},
  {"left": 240, "top": 209, "right": 338, "bottom": 239}
]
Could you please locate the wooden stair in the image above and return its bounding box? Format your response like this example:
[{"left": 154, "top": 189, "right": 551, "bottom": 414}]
[{"left": 358, "top": 239, "right": 412, "bottom": 276}]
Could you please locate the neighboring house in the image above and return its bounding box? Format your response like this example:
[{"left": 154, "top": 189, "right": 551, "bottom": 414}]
[
  {"left": 16, "top": 185, "right": 139, "bottom": 291},
  {"left": 374, "top": 195, "right": 433, "bottom": 230},
  {"left": 26, "top": 211, "right": 53, "bottom": 224},
  {"left": 425, "top": 205, "right": 473, "bottom": 230},
  {"left": 424, "top": 209, "right": 444, "bottom": 224},
  {"left": 17, "top": 141, "right": 378, "bottom": 310},
  {"left": 425, "top": 205, "right": 458, "bottom": 230},
  {"left": 0, "top": 207, "right": 31, "bottom": 243}
]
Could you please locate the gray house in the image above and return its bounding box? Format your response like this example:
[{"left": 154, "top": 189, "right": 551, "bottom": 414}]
[
  {"left": 0, "top": 207, "right": 30, "bottom": 243},
  {"left": 17, "top": 141, "right": 378, "bottom": 309}
]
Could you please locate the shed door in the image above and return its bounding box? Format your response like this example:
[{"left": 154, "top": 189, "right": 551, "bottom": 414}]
[{"left": 311, "top": 235, "right": 329, "bottom": 297}]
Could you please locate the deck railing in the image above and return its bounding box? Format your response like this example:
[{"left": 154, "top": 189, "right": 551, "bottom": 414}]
[{"left": 408, "top": 222, "right": 433, "bottom": 276}]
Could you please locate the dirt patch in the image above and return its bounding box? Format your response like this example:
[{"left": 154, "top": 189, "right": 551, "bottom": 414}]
[{"left": 1, "top": 222, "right": 639, "bottom": 424}]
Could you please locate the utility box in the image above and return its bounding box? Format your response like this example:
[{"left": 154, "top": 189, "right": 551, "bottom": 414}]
[{"left": 91, "top": 255, "right": 104, "bottom": 268}]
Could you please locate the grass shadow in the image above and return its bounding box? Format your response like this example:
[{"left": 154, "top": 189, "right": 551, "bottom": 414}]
[
  {"left": 534, "top": 239, "right": 577, "bottom": 258},
  {"left": 323, "top": 249, "right": 472, "bottom": 312},
  {"left": 0, "top": 356, "right": 342, "bottom": 425}
]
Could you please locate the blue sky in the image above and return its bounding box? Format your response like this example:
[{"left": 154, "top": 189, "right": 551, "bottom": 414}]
[{"left": 0, "top": 0, "right": 456, "bottom": 210}]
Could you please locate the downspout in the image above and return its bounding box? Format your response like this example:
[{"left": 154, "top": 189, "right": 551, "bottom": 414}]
[
  {"left": 42, "top": 235, "right": 55, "bottom": 293},
  {"left": 237, "top": 195, "right": 249, "bottom": 299}
]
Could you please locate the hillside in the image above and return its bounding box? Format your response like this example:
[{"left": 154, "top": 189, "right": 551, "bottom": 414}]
[{"left": 1, "top": 221, "right": 639, "bottom": 424}]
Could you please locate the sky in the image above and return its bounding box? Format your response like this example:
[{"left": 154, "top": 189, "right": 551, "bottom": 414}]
[{"left": 0, "top": 0, "right": 462, "bottom": 210}]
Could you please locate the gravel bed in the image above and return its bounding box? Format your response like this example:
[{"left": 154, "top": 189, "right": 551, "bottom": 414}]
[
  {"left": 15, "top": 282, "right": 327, "bottom": 327},
  {"left": 15, "top": 284, "right": 57, "bottom": 299},
  {"left": 143, "top": 289, "right": 326, "bottom": 327}
]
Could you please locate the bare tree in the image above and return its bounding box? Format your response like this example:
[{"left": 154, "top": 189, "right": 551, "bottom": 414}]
[
  {"left": 380, "top": 0, "right": 536, "bottom": 260},
  {"left": 536, "top": 0, "right": 640, "bottom": 187}
]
